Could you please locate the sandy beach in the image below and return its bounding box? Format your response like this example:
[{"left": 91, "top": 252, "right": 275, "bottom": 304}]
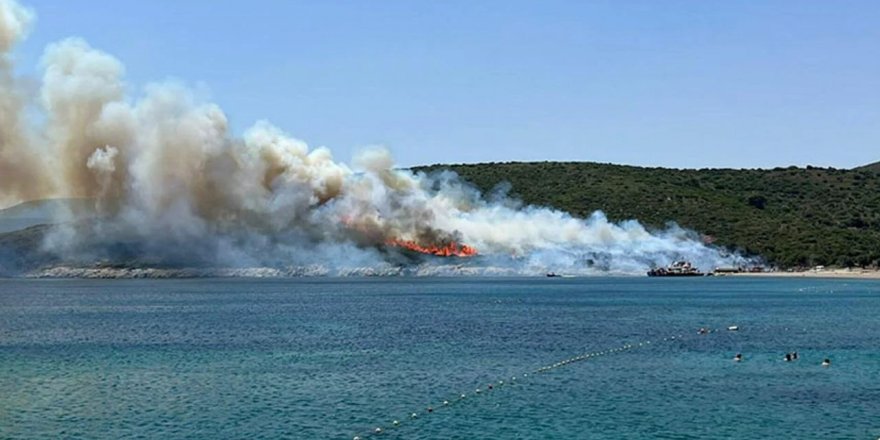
[{"left": 726, "top": 269, "right": 880, "bottom": 280}]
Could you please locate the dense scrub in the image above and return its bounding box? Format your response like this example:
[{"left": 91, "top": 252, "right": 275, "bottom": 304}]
[{"left": 416, "top": 162, "right": 880, "bottom": 268}]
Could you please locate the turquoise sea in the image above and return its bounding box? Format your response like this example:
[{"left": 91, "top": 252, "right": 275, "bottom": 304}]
[{"left": 1, "top": 277, "right": 878, "bottom": 439}]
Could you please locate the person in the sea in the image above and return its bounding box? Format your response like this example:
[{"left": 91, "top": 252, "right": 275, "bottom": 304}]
[
  {"left": 792, "top": 351, "right": 798, "bottom": 360},
  {"left": 822, "top": 358, "right": 831, "bottom": 367},
  {"left": 734, "top": 353, "right": 743, "bottom": 362},
  {"left": 784, "top": 353, "right": 792, "bottom": 362}
]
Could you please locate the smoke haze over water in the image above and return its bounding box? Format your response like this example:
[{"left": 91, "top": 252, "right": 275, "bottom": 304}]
[{"left": 0, "top": 0, "right": 747, "bottom": 276}]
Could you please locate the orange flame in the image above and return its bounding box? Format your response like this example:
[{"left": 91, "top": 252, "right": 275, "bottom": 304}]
[{"left": 386, "top": 239, "right": 478, "bottom": 257}]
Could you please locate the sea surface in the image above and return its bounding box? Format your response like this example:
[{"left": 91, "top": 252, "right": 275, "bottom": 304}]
[{"left": 1, "top": 277, "right": 878, "bottom": 439}]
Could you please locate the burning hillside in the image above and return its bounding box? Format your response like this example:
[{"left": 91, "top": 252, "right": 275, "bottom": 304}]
[
  {"left": 386, "top": 239, "right": 477, "bottom": 258},
  {"left": 0, "top": 0, "right": 749, "bottom": 276}
]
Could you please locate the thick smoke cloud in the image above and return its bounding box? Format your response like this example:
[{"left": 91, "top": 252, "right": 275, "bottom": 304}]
[
  {"left": 0, "top": 0, "right": 747, "bottom": 276},
  {"left": 0, "top": 0, "right": 49, "bottom": 202}
]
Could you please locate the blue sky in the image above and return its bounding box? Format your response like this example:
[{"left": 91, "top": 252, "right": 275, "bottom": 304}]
[{"left": 13, "top": 0, "right": 880, "bottom": 169}]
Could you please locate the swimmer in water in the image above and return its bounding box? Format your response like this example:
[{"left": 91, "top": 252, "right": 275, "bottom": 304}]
[
  {"left": 792, "top": 351, "right": 798, "bottom": 360},
  {"left": 734, "top": 353, "right": 743, "bottom": 362},
  {"left": 822, "top": 358, "right": 831, "bottom": 367},
  {"left": 784, "top": 353, "right": 792, "bottom": 362}
]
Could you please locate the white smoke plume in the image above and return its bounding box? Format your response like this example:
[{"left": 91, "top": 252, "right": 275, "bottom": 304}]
[{"left": 0, "top": 0, "right": 748, "bottom": 276}]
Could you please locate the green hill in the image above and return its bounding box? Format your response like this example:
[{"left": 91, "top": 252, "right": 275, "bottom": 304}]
[
  {"left": 856, "top": 161, "right": 880, "bottom": 173},
  {"left": 0, "top": 198, "right": 95, "bottom": 233},
  {"left": 415, "top": 162, "right": 880, "bottom": 268}
]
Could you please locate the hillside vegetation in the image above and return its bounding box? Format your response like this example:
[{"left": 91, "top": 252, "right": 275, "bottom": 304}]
[
  {"left": 857, "top": 161, "right": 880, "bottom": 173},
  {"left": 416, "top": 162, "right": 880, "bottom": 268}
]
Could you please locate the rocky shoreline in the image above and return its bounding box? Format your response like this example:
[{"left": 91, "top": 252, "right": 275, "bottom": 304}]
[{"left": 19, "top": 264, "right": 530, "bottom": 279}]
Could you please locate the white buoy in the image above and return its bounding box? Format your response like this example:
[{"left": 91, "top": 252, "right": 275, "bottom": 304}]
[
  {"left": 443, "top": 400, "right": 449, "bottom": 406},
  {"left": 411, "top": 412, "right": 418, "bottom": 418},
  {"left": 375, "top": 427, "right": 382, "bottom": 434},
  {"left": 728, "top": 325, "right": 739, "bottom": 331},
  {"left": 460, "top": 393, "right": 466, "bottom": 399},
  {"left": 393, "top": 420, "right": 399, "bottom": 426}
]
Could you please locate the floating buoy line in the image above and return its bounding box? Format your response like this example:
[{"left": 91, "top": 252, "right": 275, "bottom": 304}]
[{"left": 348, "top": 326, "right": 727, "bottom": 439}]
